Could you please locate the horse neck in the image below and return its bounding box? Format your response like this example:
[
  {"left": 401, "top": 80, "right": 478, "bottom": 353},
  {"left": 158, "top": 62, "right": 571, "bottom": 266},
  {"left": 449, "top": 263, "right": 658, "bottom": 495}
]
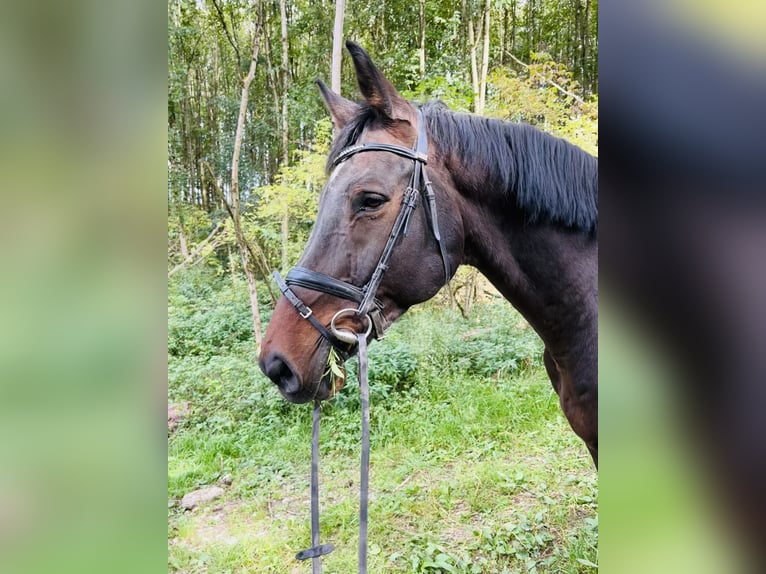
[{"left": 453, "top": 178, "right": 598, "bottom": 354}]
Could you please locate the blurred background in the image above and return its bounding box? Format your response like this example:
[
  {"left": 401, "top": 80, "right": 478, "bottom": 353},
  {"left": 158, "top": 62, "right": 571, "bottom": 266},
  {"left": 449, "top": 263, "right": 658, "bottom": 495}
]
[{"left": 599, "top": 1, "right": 765, "bottom": 572}]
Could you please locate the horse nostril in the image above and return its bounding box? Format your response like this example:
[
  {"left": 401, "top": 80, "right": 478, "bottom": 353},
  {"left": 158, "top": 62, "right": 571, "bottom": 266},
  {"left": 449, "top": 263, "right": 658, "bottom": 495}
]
[{"left": 260, "top": 352, "right": 301, "bottom": 395}]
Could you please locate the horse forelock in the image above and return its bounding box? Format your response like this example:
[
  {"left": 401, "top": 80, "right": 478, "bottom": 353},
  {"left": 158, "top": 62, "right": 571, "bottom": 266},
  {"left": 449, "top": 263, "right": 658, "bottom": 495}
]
[{"left": 326, "top": 106, "right": 386, "bottom": 173}]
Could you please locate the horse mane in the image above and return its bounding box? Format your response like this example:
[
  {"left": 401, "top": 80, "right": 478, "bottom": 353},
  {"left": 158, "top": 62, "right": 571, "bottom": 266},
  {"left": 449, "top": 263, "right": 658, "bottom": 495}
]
[{"left": 327, "top": 100, "right": 598, "bottom": 235}]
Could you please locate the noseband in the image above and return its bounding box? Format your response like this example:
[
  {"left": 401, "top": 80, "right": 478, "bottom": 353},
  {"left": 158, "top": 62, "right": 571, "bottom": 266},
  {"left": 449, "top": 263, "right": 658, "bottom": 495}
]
[{"left": 273, "top": 109, "right": 451, "bottom": 350}]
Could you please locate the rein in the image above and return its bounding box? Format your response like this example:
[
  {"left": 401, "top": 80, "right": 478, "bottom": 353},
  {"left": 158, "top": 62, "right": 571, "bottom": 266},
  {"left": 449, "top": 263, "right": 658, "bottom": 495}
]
[
  {"left": 293, "top": 333, "right": 370, "bottom": 573},
  {"left": 273, "top": 109, "right": 450, "bottom": 572}
]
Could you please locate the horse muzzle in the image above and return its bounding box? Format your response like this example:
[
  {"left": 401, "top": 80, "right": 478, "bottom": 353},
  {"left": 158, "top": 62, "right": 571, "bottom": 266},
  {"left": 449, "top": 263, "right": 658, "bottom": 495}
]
[{"left": 259, "top": 352, "right": 332, "bottom": 403}]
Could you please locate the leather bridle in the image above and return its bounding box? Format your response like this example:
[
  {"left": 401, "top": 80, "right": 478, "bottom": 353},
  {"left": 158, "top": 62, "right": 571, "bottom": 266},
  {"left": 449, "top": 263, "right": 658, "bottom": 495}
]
[
  {"left": 271, "top": 109, "right": 451, "bottom": 573},
  {"left": 273, "top": 108, "right": 451, "bottom": 352}
]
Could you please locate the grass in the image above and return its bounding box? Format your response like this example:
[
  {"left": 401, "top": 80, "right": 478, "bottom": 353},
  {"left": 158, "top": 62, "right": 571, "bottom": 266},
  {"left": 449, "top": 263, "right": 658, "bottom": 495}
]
[{"left": 168, "top": 278, "right": 597, "bottom": 573}]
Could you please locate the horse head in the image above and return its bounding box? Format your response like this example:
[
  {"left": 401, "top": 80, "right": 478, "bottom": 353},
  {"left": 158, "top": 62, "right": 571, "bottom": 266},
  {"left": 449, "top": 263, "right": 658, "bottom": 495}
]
[{"left": 259, "top": 41, "right": 463, "bottom": 403}]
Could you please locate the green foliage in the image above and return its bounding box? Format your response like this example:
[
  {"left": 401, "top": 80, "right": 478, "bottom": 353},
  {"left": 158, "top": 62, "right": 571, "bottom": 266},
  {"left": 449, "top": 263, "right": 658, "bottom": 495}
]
[
  {"left": 404, "top": 75, "right": 475, "bottom": 112},
  {"left": 367, "top": 331, "right": 419, "bottom": 390},
  {"left": 487, "top": 53, "right": 598, "bottom": 155},
  {"left": 168, "top": 273, "right": 258, "bottom": 358},
  {"left": 248, "top": 121, "right": 332, "bottom": 268},
  {"left": 392, "top": 538, "right": 476, "bottom": 573},
  {"left": 399, "top": 303, "right": 544, "bottom": 379}
]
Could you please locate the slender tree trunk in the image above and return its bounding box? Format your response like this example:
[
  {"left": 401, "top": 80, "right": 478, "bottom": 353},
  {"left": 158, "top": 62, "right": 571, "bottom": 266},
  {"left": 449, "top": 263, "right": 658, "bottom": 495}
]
[
  {"left": 279, "top": 0, "right": 290, "bottom": 272},
  {"left": 466, "top": 1, "right": 480, "bottom": 113},
  {"left": 228, "top": 244, "right": 237, "bottom": 288},
  {"left": 478, "top": 0, "right": 490, "bottom": 114},
  {"left": 464, "top": 268, "right": 477, "bottom": 317},
  {"left": 460, "top": 0, "right": 467, "bottom": 64},
  {"left": 177, "top": 212, "right": 190, "bottom": 260},
  {"left": 527, "top": 0, "right": 534, "bottom": 61},
  {"left": 263, "top": 22, "right": 282, "bottom": 141},
  {"left": 418, "top": 0, "right": 426, "bottom": 78},
  {"left": 510, "top": 0, "right": 516, "bottom": 55},
  {"left": 581, "top": 0, "right": 589, "bottom": 96},
  {"left": 199, "top": 158, "right": 208, "bottom": 211},
  {"left": 182, "top": 96, "right": 193, "bottom": 204},
  {"left": 228, "top": 11, "right": 265, "bottom": 348},
  {"left": 331, "top": 0, "right": 346, "bottom": 93},
  {"left": 500, "top": 7, "right": 507, "bottom": 65},
  {"left": 279, "top": 0, "right": 289, "bottom": 167}
]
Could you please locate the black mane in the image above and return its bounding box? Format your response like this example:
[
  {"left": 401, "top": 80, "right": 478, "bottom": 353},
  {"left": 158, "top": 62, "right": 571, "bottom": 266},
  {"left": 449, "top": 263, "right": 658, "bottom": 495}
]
[{"left": 327, "top": 100, "right": 598, "bottom": 235}]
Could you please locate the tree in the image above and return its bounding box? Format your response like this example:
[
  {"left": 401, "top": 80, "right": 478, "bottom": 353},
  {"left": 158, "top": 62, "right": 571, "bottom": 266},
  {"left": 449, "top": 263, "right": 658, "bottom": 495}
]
[
  {"left": 331, "top": 0, "right": 346, "bottom": 93},
  {"left": 279, "top": 0, "right": 290, "bottom": 271},
  {"left": 211, "top": 0, "right": 266, "bottom": 349}
]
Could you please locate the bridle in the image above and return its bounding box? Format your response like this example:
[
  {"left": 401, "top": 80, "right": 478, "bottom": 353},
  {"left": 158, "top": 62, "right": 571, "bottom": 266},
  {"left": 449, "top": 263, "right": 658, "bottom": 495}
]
[
  {"left": 271, "top": 109, "right": 451, "bottom": 573},
  {"left": 273, "top": 108, "right": 451, "bottom": 351}
]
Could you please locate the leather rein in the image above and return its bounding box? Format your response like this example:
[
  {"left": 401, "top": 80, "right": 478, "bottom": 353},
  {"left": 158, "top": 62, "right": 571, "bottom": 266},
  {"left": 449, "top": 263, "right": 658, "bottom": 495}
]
[{"left": 272, "top": 109, "right": 450, "bottom": 573}]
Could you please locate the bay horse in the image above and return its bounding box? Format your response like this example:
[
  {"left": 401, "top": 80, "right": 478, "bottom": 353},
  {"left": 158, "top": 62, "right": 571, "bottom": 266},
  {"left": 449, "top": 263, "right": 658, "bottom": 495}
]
[{"left": 259, "top": 41, "right": 598, "bottom": 466}]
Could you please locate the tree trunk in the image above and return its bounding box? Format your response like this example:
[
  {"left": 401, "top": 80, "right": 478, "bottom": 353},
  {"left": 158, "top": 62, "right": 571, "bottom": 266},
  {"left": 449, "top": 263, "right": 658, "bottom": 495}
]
[
  {"left": 228, "top": 10, "right": 264, "bottom": 348},
  {"left": 500, "top": 7, "right": 507, "bottom": 65},
  {"left": 466, "top": 1, "right": 479, "bottom": 113},
  {"left": 177, "top": 210, "right": 190, "bottom": 260},
  {"left": 478, "top": 0, "right": 490, "bottom": 114},
  {"left": 418, "top": 0, "right": 426, "bottom": 78},
  {"left": 279, "top": 0, "right": 290, "bottom": 272},
  {"left": 331, "top": 0, "right": 346, "bottom": 93},
  {"left": 581, "top": 0, "right": 589, "bottom": 96},
  {"left": 279, "top": 0, "right": 289, "bottom": 167},
  {"left": 263, "top": 22, "right": 282, "bottom": 143},
  {"left": 463, "top": 268, "right": 478, "bottom": 317},
  {"left": 510, "top": 0, "right": 516, "bottom": 55},
  {"left": 527, "top": 0, "right": 534, "bottom": 61}
]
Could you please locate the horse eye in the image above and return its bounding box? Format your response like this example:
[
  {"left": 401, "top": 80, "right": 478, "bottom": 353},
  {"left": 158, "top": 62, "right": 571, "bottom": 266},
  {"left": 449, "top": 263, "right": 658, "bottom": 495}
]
[{"left": 359, "top": 193, "right": 386, "bottom": 211}]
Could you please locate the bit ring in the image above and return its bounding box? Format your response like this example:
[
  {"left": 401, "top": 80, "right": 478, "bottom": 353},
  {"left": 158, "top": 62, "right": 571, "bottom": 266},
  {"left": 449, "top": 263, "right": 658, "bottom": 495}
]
[{"left": 330, "top": 308, "right": 372, "bottom": 346}]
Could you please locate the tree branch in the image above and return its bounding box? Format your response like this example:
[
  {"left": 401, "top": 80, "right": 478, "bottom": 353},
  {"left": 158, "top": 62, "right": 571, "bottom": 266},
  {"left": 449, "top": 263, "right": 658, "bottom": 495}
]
[
  {"left": 211, "top": 0, "right": 242, "bottom": 70},
  {"left": 168, "top": 222, "right": 225, "bottom": 277},
  {"left": 202, "top": 160, "right": 277, "bottom": 306},
  {"left": 505, "top": 50, "right": 586, "bottom": 105}
]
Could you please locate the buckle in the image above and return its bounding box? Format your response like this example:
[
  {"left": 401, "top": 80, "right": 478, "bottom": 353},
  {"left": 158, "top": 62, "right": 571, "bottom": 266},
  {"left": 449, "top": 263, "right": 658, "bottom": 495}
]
[{"left": 299, "top": 306, "right": 313, "bottom": 319}]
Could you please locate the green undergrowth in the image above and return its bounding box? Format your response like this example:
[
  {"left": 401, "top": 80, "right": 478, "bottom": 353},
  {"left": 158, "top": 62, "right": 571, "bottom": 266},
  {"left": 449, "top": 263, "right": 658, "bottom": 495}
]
[{"left": 168, "top": 275, "right": 597, "bottom": 572}]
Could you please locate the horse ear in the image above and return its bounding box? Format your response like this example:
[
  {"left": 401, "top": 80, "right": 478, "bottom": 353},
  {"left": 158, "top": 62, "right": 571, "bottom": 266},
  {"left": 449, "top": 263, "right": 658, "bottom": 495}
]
[
  {"left": 316, "top": 79, "right": 358, "bottom": 136},
  {"left": 345, "top": 40, "right": 412, "bottom": 122}
]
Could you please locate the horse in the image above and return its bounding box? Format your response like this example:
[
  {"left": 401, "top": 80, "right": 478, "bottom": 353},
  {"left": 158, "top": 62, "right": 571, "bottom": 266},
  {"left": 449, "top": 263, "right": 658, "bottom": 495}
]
[{"left": 259, "top": 41, "right": 598, "bottom": 467}]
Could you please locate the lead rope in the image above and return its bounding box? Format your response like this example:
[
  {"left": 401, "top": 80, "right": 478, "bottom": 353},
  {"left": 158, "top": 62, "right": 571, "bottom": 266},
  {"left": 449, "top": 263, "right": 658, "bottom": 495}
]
[
  {"left": 357, "top": 332, "right": 370, "bottom": 574},
  {"left": 295, "top": 401, "right": 333, "bottom": 571},
  {"left": 296, "top": 333, "right": 371, "bottom": 573}
]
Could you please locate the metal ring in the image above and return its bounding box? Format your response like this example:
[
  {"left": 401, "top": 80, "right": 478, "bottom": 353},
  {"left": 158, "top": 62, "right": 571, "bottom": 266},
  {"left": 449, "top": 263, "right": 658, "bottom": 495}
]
[{"left": 330, "top": 308, "right": 372, "bottom": 346}]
